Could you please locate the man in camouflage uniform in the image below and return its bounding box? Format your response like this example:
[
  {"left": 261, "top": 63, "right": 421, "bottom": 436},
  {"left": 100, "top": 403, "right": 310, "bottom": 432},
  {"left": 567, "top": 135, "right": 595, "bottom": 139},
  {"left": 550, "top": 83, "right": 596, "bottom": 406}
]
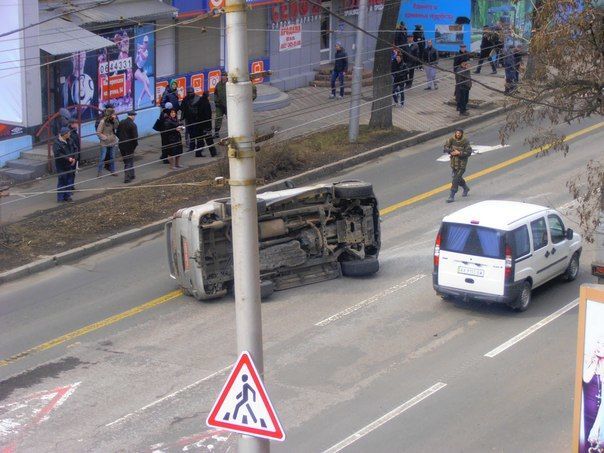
[{"left": 444, "top": 128, "right": 472, "bottom": 203}]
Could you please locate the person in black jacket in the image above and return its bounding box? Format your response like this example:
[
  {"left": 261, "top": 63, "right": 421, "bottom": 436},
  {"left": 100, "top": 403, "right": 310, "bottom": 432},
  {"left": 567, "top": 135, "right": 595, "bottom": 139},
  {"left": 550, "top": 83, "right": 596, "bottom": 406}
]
[
  {"left": 161, "top": 80, "right": 181, "bottom": 111},
  {"left": 413, "top": 25, "right": 426, "bottom": 63},
  {"left": 390, "top": 51, "right": 407, "bottom": 108},
  {"left": 153, "top": 102, "right": 173, "bottom": 164},
  {"left": 475, "top": 26, "right": 497, "bottom": 74},
  {"left": 453, "top": 44, "right": 471, "bottom": 103},
  {"left": 197, "top": 92, "right": 217, "bottom": 157},
  {"left": 330, "top": 42, "right": 348, "bottom": 99},
  {"left": 422, "top": 39, "right": 439, "bottom": 90},
  {"left": 181, "top": 87, "right": 203, "bottom": 155},
  {"left": 116, "top": 111, "right": 139, "bottom": 183},
  {"left": 393, "top": 22, "right": 407, "bottom": 49},
  {"left": 401, "top": 35, "right": 419, "bottom": 88},
  {"left": 53, "top": 127, "right": 77, "bottom": 203},
  {"left": 161, "top": 108, "right": 185, "bottom": 170}
]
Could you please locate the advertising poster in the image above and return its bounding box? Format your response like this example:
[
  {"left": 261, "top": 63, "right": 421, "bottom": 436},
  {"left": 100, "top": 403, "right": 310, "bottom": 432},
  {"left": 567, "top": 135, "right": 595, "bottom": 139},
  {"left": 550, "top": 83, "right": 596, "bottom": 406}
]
[
  {"left": 98, "top": 28, "right": 135, "bottom": 113},
  {"left": 134, "top": 25, "right": 155, "bottom": 110},
  {"left": 279, "top": 24, "right": 302, "bottom": 52},
  {"left": 573, "top": 285, "right": 604, "bottom": 453},
  {"left": 59, "top": 50, "right": 99, "bottom": 121},
  {"left": 398, "top": 0, "right": 471, "bottom": 52}
]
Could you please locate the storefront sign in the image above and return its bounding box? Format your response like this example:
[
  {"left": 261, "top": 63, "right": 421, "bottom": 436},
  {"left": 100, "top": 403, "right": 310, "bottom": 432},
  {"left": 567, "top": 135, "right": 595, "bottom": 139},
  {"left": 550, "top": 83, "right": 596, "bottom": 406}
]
[
  {"left": 271, "top": 0, "right": 321, "bottom": 26},
  {"left": 0, "top": 123, "right": 25, "bottom": 139},
  {"left": 279, "top": 24, "right": 302, "bottom": 51},
  {"left": 343, "top": 0, "right": 384, "bottom": 16},
  {"left": 156, "top": 58, "right": 270, "bottom": 102},
  {"left": 101, "top": 74, "right": 127, "bottom": 100}
]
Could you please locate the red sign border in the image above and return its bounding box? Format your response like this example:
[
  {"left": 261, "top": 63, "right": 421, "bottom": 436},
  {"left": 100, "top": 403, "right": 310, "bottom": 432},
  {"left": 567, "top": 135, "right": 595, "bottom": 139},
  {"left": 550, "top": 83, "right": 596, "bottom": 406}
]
[{"left": 206, "top": 351, "right": 285, "bottom": 441}]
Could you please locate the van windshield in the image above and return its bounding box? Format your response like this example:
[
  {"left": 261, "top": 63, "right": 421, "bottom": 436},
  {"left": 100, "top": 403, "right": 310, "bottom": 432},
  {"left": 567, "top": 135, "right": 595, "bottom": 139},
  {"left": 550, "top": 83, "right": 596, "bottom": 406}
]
[{"left": 441, "top": 222, "right": 505, "bottom": 259}]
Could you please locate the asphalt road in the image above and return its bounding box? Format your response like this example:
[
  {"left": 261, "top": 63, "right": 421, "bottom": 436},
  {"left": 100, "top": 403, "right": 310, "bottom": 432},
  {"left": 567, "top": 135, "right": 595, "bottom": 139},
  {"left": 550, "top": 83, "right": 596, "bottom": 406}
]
[{"left": 0, "top": 115, "right": 602, "bottom": 452}]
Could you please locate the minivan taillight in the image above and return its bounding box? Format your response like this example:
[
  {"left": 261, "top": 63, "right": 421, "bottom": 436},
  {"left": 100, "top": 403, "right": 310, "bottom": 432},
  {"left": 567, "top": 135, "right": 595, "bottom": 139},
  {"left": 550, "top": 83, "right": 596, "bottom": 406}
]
[
  {"left": 505, "top": 243, "right": 513, "bottom": 281},
  {"left": 434, "top": 232, "right": 441, "bottom": 269}
]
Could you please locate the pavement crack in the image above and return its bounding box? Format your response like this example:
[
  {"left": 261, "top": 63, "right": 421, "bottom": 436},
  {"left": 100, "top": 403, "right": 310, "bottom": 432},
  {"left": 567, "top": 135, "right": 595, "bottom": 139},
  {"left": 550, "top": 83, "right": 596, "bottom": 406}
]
[{"left": 169, "top": 412, "right": 200, "bottom": 426}]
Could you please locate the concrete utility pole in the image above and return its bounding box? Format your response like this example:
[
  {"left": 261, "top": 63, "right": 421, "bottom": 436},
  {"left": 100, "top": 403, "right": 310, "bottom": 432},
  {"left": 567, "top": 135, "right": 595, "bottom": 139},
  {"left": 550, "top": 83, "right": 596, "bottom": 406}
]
[
  {"left": 348, "top": 0, "right": 368, "bottom": 143},
  {"left": 224, "top": 0, "right": 267, "bottom": 451}
]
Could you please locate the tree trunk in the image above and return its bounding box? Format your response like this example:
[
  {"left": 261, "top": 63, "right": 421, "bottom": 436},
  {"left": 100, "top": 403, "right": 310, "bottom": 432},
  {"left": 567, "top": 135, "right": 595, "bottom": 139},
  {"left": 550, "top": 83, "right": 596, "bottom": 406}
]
[
  {"left": 524, "top": 0, "right": 542, "bottom": 80},
  {"left": 368, "top": 0, "right": 402, "bottom": 129}
]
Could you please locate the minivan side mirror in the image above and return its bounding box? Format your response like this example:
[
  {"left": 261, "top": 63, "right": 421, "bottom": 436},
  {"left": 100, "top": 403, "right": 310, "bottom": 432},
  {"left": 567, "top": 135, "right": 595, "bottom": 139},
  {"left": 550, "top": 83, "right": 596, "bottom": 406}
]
[{"left": 566, "top": 228, "right": 574, "bottom": 240}]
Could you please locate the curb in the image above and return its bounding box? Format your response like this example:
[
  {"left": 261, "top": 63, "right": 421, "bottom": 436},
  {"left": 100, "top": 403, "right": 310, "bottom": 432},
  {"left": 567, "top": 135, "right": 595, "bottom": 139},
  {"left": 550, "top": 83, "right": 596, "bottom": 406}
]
[{"left": 0, "top": 107, "right": 504, "bottom": 285}]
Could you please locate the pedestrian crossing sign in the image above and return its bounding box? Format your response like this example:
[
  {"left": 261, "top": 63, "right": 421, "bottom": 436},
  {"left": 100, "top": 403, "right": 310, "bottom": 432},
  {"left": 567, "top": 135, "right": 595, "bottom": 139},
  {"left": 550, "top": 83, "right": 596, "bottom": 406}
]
[{"left": 206, "top": 351, "right": 285, "bottom": 441}]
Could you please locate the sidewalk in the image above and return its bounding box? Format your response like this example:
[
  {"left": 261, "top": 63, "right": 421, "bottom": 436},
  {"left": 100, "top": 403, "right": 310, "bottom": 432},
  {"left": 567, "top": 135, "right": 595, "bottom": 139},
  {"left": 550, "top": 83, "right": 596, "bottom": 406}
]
[{"left": 0, "top": 69, "right": 505, "bottom": 225}]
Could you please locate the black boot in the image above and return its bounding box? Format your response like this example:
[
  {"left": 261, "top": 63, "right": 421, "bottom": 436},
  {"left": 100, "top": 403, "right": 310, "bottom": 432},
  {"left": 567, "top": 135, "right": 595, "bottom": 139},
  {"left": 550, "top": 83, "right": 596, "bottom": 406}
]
[
  {"left": 446, "top": 190, "right": 456, "bottom": 203},
  {"left": 462, "top": 185, "right": 470, "bottom": 197}
]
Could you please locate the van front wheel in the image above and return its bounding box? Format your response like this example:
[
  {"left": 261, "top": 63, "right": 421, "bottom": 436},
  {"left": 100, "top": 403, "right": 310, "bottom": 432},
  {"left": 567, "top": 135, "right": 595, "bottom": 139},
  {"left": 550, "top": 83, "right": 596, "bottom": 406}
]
[
  {"left": 510, "top": 281, "right": 532, "bottom": 312},
  {"left": 561, "top": 253, "right": 580, "bottom": 281}
]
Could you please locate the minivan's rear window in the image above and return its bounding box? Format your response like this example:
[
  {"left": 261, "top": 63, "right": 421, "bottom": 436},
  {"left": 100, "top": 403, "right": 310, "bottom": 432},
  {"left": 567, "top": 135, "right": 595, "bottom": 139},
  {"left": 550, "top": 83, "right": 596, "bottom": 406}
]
[{"left": 441, "top": 222, "right": 505, "bottom": 259}]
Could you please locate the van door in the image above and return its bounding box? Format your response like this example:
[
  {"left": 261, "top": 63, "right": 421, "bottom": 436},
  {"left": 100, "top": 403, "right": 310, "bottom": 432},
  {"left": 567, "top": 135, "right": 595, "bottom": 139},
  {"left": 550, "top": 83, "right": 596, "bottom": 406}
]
[
  {"left": 438, "top": 223, "right": 506, "bottom": 296},
  {"left": 546, "top": 212, "right": 571, "bottom": 277},
  {"left": 530, "top": 216, "right": 556, "bottom": 285}
]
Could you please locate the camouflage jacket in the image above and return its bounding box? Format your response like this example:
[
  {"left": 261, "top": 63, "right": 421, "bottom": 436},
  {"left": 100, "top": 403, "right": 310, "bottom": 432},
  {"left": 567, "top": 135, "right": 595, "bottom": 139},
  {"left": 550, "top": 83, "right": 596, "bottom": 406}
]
[{"left": 444, "top": 136, "right": 472, "bottom": 170}]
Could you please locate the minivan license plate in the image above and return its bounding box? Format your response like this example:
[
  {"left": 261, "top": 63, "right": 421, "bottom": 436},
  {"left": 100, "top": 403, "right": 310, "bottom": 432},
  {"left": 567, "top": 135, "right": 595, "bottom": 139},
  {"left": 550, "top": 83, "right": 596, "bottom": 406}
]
[{"left": 457, "top": 266, "right": 484, "bottom": 277}]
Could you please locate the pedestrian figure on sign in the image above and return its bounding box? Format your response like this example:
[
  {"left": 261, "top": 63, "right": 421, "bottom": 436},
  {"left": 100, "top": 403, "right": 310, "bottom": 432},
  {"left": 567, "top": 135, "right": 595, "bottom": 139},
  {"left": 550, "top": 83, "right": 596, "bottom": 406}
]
[
  {"left": 390, "top": 51, "right": 407, "bottom": 108},
  {"left": 330, "top": 42, "right": 348, "bottom": 99},
  {"left": 443, "top": 128, "right": 471, "bottom": 203},
  {"left": 422, "top": 39, "right": 438, "bottom": 90},
  {"left": 233, "top": 374, "right": 257, "bottom": 425},
  {"left": 455, "top": 60, "right": 472, "bottom": 116}
]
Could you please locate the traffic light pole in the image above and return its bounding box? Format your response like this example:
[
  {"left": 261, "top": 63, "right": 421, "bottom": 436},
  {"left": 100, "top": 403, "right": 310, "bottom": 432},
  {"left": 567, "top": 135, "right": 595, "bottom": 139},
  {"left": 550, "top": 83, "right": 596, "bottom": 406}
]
[{"left": 224, "top": 0, "right": 268, "bottom": 451}]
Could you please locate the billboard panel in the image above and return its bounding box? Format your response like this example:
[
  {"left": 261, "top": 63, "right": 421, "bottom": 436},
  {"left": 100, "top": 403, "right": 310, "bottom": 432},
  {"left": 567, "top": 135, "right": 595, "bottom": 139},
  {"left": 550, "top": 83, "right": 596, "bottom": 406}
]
[{"left": 0, "top": 2, "right": 24, "bottom": 124}]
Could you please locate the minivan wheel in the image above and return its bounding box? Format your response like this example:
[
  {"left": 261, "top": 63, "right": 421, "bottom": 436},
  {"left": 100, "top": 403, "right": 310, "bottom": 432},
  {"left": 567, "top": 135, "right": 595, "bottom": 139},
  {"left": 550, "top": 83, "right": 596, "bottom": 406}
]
[
  {"left": 561, "top": 253, "right": 580, "bottom": 281},
  {"left": 510, "top": 281, "right": 532, "bottom": 312},
  {"left": 334, "top": 181, "right": 374, "bottom": 199}
]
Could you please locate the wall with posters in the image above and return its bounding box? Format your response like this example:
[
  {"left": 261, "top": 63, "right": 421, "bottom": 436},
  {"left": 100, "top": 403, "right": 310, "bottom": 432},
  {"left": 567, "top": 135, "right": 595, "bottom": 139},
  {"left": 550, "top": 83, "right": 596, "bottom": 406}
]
[
  {"left": 398, "top": 0, "right": 472, "bottom": 53},
  {"left": 44, "top": 24, "right": 157, "bottom": 124},
  {"left": 155, "top": 58, "right": 270, "bottom": 104},
  {"left": 268, "top": 0, "right": 383, "bottom": 91}
]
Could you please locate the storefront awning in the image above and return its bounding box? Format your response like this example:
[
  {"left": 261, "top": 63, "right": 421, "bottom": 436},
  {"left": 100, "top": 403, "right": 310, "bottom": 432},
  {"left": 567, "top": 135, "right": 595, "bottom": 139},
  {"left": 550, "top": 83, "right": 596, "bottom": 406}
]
[
  {"left": 61, "top": 0, "right": 178, "bottom": 25},
  {"left": 39, "top": 18, "right": 115, "bottom": 55}
]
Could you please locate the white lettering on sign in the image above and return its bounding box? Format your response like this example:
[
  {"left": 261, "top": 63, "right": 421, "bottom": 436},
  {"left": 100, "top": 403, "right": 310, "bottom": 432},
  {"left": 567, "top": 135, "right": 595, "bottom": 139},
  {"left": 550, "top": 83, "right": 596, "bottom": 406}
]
[
  {"left": 279, "top": 24, "right": 302, "bottom": 52},
  {"left": 99, "top": 57, "right": 133, "bottom": 75}
]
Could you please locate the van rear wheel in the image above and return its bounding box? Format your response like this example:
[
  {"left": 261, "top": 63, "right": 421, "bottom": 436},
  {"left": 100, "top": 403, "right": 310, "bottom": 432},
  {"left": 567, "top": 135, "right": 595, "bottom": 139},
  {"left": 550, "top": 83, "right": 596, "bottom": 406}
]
[{"left": 510, "top": 281, "right": 532, "bottom": 312}]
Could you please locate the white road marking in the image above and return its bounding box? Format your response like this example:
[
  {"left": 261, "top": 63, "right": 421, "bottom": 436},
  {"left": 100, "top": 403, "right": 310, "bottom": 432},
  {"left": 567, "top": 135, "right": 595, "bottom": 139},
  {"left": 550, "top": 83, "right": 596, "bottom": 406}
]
[
  {"left": 315, "top": 274, "right": 426, "bottom": 327},
  {"left": 106, "top": 365, "right": 232, "bottom": 427},
  {"left": 484, "top": 298, "right": 579, "bottom": 358},
  {"left": 437, "top": 144, "right": 509, "bottom": 162},
  {"left": 322, "top": 382, "right": 447, "bottom": 453}
]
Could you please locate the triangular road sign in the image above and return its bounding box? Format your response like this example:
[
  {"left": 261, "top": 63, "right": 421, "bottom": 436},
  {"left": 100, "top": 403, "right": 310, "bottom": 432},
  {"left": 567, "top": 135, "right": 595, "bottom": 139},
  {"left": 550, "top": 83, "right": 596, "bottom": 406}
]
[{"left": 206, "top": 352, "right": 285, "bottom": 441}]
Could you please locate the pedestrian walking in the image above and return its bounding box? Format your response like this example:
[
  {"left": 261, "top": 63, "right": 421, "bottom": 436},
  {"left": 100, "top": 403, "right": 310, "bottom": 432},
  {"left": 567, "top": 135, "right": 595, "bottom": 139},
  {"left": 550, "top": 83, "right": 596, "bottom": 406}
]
[
  {"left": 181, "top": 87, "right": 204, "bottom": 154},
  {"left": 161, "top": 79, "right": 180, "bottom": 111},
  {"left": 160, "top": 108, "right": 185, "bottom": 170},
  {"left": 401, "top": 35, "right": 419, "bottom": 89},
  {"left": 213, "top": 71, "right": 228, "bottom": 138},
  {"left": 413, "top": 25, "right": 426, "bottom": 62},
  {"left": 393, "top": 22, "right": 407, "bottom": 49},
  {"left": 390, "top": 51, "right": 407, "bottom": 108},
  {"left": 443, "top": 128, "right": 471, "bottom": 203},
  {"left": 455, "top": 60, "right": 472, "bottom": 116},
  {"left": 66, "top": 119, "right": 81, "bottom": 196},
  {"left": 96, "top": 108, "right": 119, "bottom": 177},
  {"left": 453, "top": 44, "right": 470, "bottom": 106},
  {"left": 116, "top": 110, "right": 138, "bottom": 183},
  {"left": 197, "top": 92, "right": 218, "bottom": 157},
  {"left": 53, "top": 127, "right": 77, "bottom": 203},
  {"left": 475, "top": 26, "right": 497, "bottom": 74},
  {"left": 422, "top": 39, "right": 438, "bottom": 90},
  {"left": 330, "top": 42, "right": 348, "bottom": 99}
]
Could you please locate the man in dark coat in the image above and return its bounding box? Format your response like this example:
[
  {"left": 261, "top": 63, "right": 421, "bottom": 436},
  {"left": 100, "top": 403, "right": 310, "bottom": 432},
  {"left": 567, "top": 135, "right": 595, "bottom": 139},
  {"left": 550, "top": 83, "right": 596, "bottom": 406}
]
[
  {"left": 455, "top": 60, "right": 472, "bottom": 116},
  {"left": 475, "top": 26, "right": 497, "bottom": 74},
  {"left": 330, "top": 42, "right": 348, "bottom": 99},
  {"left": 181, "top": 86, "right": 203, "bottom": 155},
  {"left": 161, "top": 79, "right": 180, "bottom": 111},
  {"left": 453, "top": 43, "right": 471, "bottom": 102},
  {"left": 197, "top": 92, "right": 218, "bottom": 157},
  {"left": 390, "top": 51, "right": 407, "bottom": 107},
  {"left": 393, "top": 22, "right": 407, "bottom": 49},
  {"left": 401, "top": 34, "right": 419, "bottom": 89},
  {"left": 116, "top": 111, "right": 139, "bottom": 182},
  {"left": 53, "top": 127, "right": 77, "bottom": 203},
  {"left": 413, "top": 25, "right": 426, "bottom": 61},
  {"left": 443, "top": 128, "right": 472, "bottom": 203}
]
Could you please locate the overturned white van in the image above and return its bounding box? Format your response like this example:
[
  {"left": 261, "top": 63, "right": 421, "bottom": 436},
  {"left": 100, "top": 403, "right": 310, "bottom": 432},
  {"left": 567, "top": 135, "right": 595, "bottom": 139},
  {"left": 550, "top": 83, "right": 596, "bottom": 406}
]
[{"left": 166, "top": 181, "right": 381, "bottom": 300}]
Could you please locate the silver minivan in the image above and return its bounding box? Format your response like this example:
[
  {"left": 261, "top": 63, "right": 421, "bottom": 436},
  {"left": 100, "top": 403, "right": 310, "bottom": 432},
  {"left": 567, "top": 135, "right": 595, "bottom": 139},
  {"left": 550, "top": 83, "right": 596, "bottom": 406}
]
[
  {"left": 433, "top": 200, "right": 582, "bottom": 311},
  {"left": 166, "top": 181, "right": 381, "bottom": 300}
]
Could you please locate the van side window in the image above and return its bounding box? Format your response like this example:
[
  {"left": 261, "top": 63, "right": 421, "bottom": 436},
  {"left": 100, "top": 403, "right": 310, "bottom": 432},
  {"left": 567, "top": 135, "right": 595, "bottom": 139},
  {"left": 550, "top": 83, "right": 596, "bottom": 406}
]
[
  {"left": 548, "top": 214, "right": 566, "bottom": 244},
  {"left": 511, "top": 225, "right": 530, "bottom": 259},
  {"left": 530, "top": 218, "right": 548, "bottom": 250}
]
